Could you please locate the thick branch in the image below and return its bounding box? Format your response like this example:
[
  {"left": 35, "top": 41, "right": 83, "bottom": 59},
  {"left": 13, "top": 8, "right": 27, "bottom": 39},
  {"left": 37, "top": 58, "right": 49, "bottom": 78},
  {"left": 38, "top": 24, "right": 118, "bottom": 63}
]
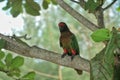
[
  {"left": 0, "top": 33, "right": 90, "bottom": 72},
  {"left": 56, "top": 0, "right": 98, "bottom": 31}
]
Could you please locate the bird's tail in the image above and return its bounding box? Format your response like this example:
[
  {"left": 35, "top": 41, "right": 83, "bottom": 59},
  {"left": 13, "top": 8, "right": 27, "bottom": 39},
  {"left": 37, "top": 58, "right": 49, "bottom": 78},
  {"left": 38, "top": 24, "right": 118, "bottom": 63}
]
[{"left": 74, "top": 69, "right": 83, "bottom": 75}]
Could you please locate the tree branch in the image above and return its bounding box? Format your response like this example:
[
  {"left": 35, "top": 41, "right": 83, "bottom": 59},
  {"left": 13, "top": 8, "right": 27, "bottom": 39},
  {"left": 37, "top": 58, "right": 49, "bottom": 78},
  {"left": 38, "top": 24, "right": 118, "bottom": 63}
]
[
  {"left": 0, "top": 33, "right": 90, "bottom": 72},
  {"left": 56, "top": 0, "right": 98, "bottom": 31},
  {"left": 103, "top": 0, "right": 117, "bottom": 11},
  {"left": 94, "top": 8, "right": 105, "bottom": 28}
]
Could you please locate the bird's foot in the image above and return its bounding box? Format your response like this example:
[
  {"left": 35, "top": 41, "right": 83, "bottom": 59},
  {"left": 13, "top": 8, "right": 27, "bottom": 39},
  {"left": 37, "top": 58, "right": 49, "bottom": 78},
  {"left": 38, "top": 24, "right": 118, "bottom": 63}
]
[
  {"left": 61, "top": 53, "right": 67, "bottom": 58},
  {"left": 71, "top": 55, "right": 75, "bottom": 61}
]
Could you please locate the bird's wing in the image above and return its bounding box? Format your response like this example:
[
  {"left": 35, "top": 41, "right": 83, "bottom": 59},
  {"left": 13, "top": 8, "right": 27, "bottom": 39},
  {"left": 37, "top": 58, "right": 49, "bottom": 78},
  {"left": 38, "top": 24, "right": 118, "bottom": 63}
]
[{"left": 70, "top": 34, "right": 80, "bottom": 54}]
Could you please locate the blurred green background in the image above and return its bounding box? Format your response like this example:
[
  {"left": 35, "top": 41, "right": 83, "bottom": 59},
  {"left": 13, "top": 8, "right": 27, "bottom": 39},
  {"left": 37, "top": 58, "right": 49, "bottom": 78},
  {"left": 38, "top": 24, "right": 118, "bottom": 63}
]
[{"left": 0, "top": 0, "right": 120, "bottom": 80}]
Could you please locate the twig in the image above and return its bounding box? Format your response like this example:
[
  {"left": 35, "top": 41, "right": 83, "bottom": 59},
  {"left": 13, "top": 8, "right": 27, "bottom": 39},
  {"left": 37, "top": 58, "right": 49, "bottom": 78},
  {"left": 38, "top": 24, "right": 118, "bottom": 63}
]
[{"left": 103, "top": 0, "right": 117, "bottom": 11}]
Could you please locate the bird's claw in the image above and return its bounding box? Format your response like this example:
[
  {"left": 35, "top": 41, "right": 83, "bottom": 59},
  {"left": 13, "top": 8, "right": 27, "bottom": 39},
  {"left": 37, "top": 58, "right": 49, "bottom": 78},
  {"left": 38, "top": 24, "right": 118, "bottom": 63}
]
[
  {"left": 71, "top": 55, "right": 75, "bottom": 61},
  {"left": 61, "top": 53, "right": 67, "bottom": 58}
]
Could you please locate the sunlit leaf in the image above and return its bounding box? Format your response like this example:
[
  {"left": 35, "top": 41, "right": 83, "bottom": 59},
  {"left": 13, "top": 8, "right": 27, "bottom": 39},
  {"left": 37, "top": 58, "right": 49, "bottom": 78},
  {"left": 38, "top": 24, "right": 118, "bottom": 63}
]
[{"left": 91, "top": 28, "right": 110, "bottom": 42}]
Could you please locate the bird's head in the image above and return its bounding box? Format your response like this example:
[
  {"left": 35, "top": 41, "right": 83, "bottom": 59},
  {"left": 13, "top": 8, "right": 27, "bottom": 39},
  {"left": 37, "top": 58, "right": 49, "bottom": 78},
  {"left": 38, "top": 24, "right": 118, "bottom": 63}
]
[{"left": 58, "top": 22, "right": 69, "bottom": 32}]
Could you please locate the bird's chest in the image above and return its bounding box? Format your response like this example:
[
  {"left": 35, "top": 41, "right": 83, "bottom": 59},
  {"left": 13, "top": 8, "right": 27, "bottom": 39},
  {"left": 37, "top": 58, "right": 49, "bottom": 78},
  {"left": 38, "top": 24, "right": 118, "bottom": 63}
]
[{"left": 60, "top": 35, "right": 71, "bottom": 49}]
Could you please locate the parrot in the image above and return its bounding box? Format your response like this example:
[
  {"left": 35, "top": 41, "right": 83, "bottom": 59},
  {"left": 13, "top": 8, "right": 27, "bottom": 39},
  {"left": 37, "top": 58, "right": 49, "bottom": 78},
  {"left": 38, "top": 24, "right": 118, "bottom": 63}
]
[{"left": 58, "top": 22, "right": 83, "bottom": 74}]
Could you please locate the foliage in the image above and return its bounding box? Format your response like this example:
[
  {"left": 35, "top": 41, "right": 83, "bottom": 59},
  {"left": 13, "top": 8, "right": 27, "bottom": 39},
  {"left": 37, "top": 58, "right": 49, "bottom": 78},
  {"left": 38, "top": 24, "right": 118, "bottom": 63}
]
[
  {"left": 0, "top": 0, "right": 57, "bottom": 17},
  {"left": 90, "top": 27, "right": 120, "bottom": 80},
  {"left": 83, "top": 0, "right": 104, "bottom": 13},
  {"left": 42, "top": 0, "right": 57, "bottom": 9},
  {"left": 116, "top": 6, "right": 120, "bottom": 12},
  {"left": 0, "top": 51, "right": 36, "bottom": 80},
  {"left": 0, "top": 38, "right": 36, "bottom": 80},
  {"left": 91, "top": 28, "right": 110, "bottom": 42},
  {"left": 1, "top": 0, "right": 40, "bottom": 17}
]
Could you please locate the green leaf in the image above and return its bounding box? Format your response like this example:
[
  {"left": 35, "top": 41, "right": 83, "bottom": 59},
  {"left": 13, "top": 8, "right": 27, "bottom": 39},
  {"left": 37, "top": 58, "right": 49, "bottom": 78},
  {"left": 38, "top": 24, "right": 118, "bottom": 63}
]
[
  {"left": 0, "top": 39, "right": 6, "bottom": 49},
  {"left": 0, "top": 51, "right": 5, "bottom": 60},
  {"left": 10, "top": 0, "right": 23, "bottom": 17},
  {"left": 5, "top": 53, "right": 13, "bottom": 66},
  {"left": 42, "top": 0, "right": 49, "bottom": 9},
  {"left": 22, "top": 72, "right": 36, "bottom": 80},
  {"left": 10, "top": 56, "right": 24, "bottom": 68},
  {"left": 51, "top": 0, "right": 57, "bottom": 5},
  {"left": 0, "top": 60, "right": 6, "bottom": 70},
  {"left": 91, "top": 28, "right": 110, "bottom": 42},
  {"left": 24, "top": 0, "right": 40, "bottom": 16},
  {"left": 116, "top": 6, "right": 120, "bottom": 12},
  {"left": 85, "top": 0, "right": 98, "bottom": 13},
  {"left": 7, "top": 68, "right": 21, "bottom": 77},
  {"left": 2, "top": 1, "right": 11, "bottom": 10}
]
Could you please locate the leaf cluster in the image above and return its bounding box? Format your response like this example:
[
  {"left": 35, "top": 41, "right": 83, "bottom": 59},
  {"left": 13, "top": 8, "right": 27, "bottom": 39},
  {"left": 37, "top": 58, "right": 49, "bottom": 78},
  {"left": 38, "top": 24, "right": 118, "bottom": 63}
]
[
  {"left": 85, "top": 0, "right": 103, "bottom": 13},
  {"left": 1, "top": 0, "right": 40, "bottom": 17},
  {"left": 0, "top": 0, "right": 57, "bottom": 17},
  {"left": 0, "top": 39, "right": 36, "bottom": 80}
]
